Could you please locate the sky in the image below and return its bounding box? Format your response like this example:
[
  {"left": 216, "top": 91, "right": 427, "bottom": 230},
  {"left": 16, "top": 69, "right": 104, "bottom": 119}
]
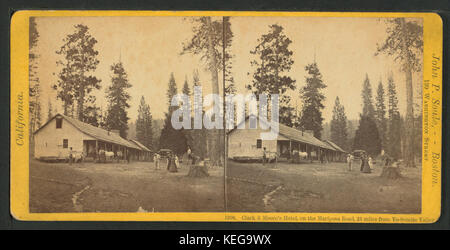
[{"left": 34, "top": 16, "right": 423, "bottom": 124}]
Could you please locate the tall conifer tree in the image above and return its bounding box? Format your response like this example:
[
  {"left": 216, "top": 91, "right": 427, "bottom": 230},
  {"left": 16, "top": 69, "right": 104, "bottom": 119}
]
[
  {"left": 375, "top": 80, "right": 388, "bottom": 151},
  {"left": 247, "top": 24, "right": 296, "bottom": 126},
  {"left": 386, "top": 75, "right": 402, "bottom": 159},
  {"left": 376, "top": 18, "right": 423, "bottom": 167},
  {"left": 54, "top": 24, "right": 101, "bottom": 121},
  {"left": 136, "top": 96, "right": 153, "bottom": 149},
  {"left": 159, "top": 73, "right": 188, "bottom": 155},
  {"left": 105, "top": 61, "right": 131, "bottom": 138},
  {"left": 299, "top": 62, "right": 326, "bottom": 139},
  {"left": 330, "top": 97, "right": 348, "bottom": 150}
]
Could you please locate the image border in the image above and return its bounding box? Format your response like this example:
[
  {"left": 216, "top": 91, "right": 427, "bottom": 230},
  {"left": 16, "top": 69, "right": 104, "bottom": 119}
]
[{"left": 9, "top": 10, "right": 443, "bottom": 224}]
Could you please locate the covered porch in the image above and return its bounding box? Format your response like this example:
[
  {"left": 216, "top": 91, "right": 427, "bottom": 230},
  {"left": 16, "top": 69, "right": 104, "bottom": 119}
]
[{"left": 82, "top": 140, "right": 133, "bottom": 162}]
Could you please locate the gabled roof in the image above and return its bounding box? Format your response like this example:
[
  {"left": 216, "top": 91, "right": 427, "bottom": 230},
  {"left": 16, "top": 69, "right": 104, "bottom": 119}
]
[
  {"left": 35, "top": 114, "right": 141, "bottom": 150},
  {"left": 324, "top": 140, "right": 347, "bottom": 153},
  {"left": 278, "top": 123, "right": 335, "bottom": 150},
  {"left": 130, "top": 139, "right": 152, "bottom": 152},
  {"left": 228, "top": 115, "right": 335, "bottom": 151}
]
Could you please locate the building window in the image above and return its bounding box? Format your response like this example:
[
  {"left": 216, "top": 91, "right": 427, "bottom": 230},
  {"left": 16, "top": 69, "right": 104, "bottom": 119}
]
[
  {"left": 256, "top": 139, "right": 262, "bottom": 149},
  {"left": 63, "top": 139, "right": 68, "bottom": 148},
  {"left": 56, "top": 118, "right": 62, "bottom": 128}
]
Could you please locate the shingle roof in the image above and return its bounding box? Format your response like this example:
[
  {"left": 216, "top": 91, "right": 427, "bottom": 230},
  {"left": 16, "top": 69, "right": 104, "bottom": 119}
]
[
  {"left": 278, "top": 123, "right": 335, "bottom": 150},
  {"left": 130, "top": 139, "right": 152, "bottom": 152},
  {"left": 324, "top": 140, "right": 347, "bottom": 153},
  {"left": 39, "top": 114, "right": 141, "bottom": 150},
  {"left": 228, "top": 115, "right": 336, "bottom": 151}
]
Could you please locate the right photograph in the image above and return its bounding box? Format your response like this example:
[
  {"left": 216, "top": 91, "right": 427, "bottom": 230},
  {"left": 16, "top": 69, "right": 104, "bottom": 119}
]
[{"left": 225, "top": 16, "right": 423, "bottom": 214}]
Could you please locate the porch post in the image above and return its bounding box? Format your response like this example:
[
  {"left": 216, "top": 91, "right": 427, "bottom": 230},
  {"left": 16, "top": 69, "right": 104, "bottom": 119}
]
[
  {"left": 95, "top": 140, "right": 98, "bottom": 161},
  {"left": 289, "top": 140, "right": 292, "bottom": 160}
]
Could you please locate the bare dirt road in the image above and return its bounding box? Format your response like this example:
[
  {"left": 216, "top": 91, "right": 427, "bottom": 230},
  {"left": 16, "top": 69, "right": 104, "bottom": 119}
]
[
  {"left": 29, "top": 159, "right": 421, "bottom": 214},
  {"left": 226, "top": 160, "right": 421, "bottom": 213},
  {"left": 30, "top": 159, "right": 225, "bottom": 213}
]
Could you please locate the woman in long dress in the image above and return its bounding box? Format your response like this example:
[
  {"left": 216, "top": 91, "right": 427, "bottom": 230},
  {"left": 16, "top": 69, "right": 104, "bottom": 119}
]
[
  {"left": 168, "top": 153, "right": 178, "bottom": 173},
  {"left": 361, "top": 154, "right": 372, "bottom": 173}
]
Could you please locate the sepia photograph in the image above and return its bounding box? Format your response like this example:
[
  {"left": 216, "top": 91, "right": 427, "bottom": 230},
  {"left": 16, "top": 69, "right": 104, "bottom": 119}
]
[
  {"left": 28, "top": 15, "right": 423, "bottom": 214},
  {"left": 224, "top": 16, "right": 423, "bottom": 214}
]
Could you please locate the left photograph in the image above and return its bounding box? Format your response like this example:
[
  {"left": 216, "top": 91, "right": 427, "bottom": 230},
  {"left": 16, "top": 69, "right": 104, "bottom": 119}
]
[{"left": 29, "top": 16, "right": 227, "bottom": 213}]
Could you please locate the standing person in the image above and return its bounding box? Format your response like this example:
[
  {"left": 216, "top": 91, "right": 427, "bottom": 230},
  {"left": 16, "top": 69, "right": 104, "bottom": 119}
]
[
  {"left": 126, "top": 150, "right": 131, "bottom": 164},
  {"left": 273, "top": 152, "right": 279, "bottom": 169},
  {"left": 68, "top": 147, "right": 73, "bottom": 165},
  {"left": 360, "top": 153, "right": 365, "bottom": 172},
  {"left": 154, "top": 153, "right": 160, "bottom": 170},
  {"left": 167, "top": 153, "right": 171, "bottom": 170},
  {"left": 174, "top": 155, "right": 179, "bottom": 169},
  {"left": 384, "top": 155, "right": 392, "bottom": 167},
  {"left": 168, "top": 153, "right": 178, "bottom": 173},
  {"left": 191, "top": 154, "right": 198, "bottom": 165},
  {"left": 368, "top": 156, "right": 373, "bottom": 170},
  {"left": 187, "top": 146, "right": 192, "bottom": 165},
  {"left": 361, "top": 153, "right": 371, "bottom": 173},
  {"left": 262, "top": 147, "right": 267, "bottom": 166},
  {"left": 347, "top": 154, "right": 353, "bottom": 171}
]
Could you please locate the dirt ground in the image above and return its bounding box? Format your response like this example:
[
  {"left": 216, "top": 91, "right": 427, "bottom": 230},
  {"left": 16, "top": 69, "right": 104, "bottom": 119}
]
[
  {"left": 226, "top": 160, "right": 421, "bottom": 213},
  {"left": 30, "top": 159, "right": 421, "bottom": 214},
  {"left": 30, "top": 159, "right": 224, "bottom": 213}
]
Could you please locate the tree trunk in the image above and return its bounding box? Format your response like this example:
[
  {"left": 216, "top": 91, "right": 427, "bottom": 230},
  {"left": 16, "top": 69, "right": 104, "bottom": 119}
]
[
  {"left": 404, "top": 66, "right": 415, "bottom": 167},
  {"left": 205, "top": 17, "right": 222, "bottom": 166},
  {"left": 381, "top": 166, "right": 402, "bottom": 179},
  {"left": 401, "top": 18, "right": 415, "bottom": 168},
  {"left": 188, "top": 164, "right": 209, "bottom": 177},
  {"left": 77, "top": 89, "right": 85, "bottom": 122}
]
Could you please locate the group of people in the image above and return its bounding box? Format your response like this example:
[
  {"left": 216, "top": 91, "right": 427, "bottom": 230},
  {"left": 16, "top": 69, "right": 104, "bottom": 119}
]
[
  {"left": 153, "top": 151, "right": 179, "bottom": 172},
  {"left": 347, "top": 152, "right": 373, "bottom": 173},
  {"left": 153, "top": 147, "right": 197, "bottom": 173}
]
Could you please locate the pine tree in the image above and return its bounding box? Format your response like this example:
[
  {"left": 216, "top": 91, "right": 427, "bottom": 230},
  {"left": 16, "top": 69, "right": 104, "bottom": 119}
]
[
  {"left": 182, "top": 76, "right": 191, "bottom": 96},
  {"left": 375, "top": 79, "right": 388, "bottom": 151},
  {"left": 159, "top": 73, "right": 188, "bottom": 155},
  {"left": 47, "top": 98, "right": 53, "bottom": 121},
  {"left": 181, "top": 76, "right": 191, "bottom": 113},
  {"left": 82, "top": 95, "right": 101, "bottom": 127},
  {"left": 279, "top": 105, "right": 296, "bottom": 127},
  {"left": 136, "top": 96, "right": 153, "bottom": 150},
  {"left": 376, "top": 18, "right": 423, "bottom": 167},
  {"left": 54, "top": 24, "right": 101, "bottom": 121},
  {"left": 247, "top": 24, "right": 296, "bottom": 125},
  {"left": 413, "top": 96, "right": 423, "bottom": 160},
  {"left": 182, "top": 17, "right": 234, "bottom": 165},
  {"left": 353, "top": 115, "right": 382, "bottom": 156},
  {"left": 190, "top": 71, "right": 208, "bottom": 159},
  {"left": 330, "top": 97, "right": 348, "bottom": 150},
  {"left": 35, "top": 101, "right": 42, "bottom": 129},
  {"left": 84, "top": 104, "right": 101, "bottom": 127},
  {"left": 105, "top": 61, "right": 131, "bottom": 138},
  {"left": 347, "top": 120, "right": 355, "bottom": 149},
  {"left": 386, "top": 75, "right": 402, "bottom": 159},
  {"left": 299, "top": 62, "right": 326, "bottom": 139},
  {"left": 354, "top": 75, "right": 381, "bottom": 156},
  {"left": 361, "top": 74, "right": 375, "bottom": 119},
  {"left": 29, "top": 17, "right": 42, "bottom": 136}
]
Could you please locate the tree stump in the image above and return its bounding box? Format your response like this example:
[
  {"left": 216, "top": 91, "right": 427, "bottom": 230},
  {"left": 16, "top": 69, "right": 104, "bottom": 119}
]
[
  {"left": 380, "top": 167, "right": 402, "bottom": 179},
  {"left": 187, "top": 165, "right": 209, "bottom": 178}
]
